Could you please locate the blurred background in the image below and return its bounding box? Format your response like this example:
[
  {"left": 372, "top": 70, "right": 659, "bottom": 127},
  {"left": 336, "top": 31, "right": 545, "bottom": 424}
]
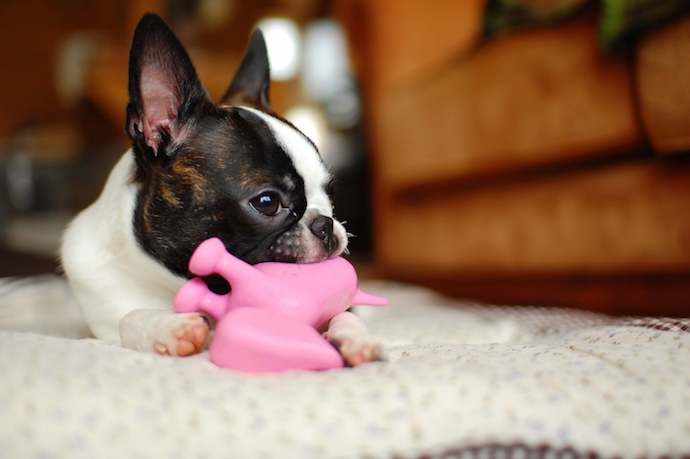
[{"left": 1, "top": 0, "right": 689, "bottom": 316}]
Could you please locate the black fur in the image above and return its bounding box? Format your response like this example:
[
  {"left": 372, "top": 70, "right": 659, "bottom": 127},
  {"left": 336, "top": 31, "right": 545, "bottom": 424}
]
[
  {"left": 221, "top": 30, "right": 272, "bottom": 110},
  {"left": 126, "top": 13, "right": 212, "bottom": 177},
  {"left": 133, "top": 108, "right": 308, "bottom": 277},
  {"left": 126, "top": 14, "right": 320, "bottom": 277}
]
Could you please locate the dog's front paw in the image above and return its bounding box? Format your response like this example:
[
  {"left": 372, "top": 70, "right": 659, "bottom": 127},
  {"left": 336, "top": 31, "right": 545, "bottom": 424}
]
[
  {"left": 329, "top": 336, "right": 384, "bottom": 367},
  {"left": 154, "top": 313, "right": 209, "bottom": 357}
]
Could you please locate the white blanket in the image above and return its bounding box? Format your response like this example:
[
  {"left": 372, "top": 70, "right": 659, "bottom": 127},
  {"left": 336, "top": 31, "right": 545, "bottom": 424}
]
[{"left": 1, "top": 282, "right": 689, "bottom": 458}]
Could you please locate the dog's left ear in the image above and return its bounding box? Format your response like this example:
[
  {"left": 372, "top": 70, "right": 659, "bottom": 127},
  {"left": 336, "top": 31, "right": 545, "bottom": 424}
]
[
  {"left": 220, "top": 29, "right": 271, "bottom": 111},
  {"left": 126, "top": 13, "right": 211, "bottom": 157}
]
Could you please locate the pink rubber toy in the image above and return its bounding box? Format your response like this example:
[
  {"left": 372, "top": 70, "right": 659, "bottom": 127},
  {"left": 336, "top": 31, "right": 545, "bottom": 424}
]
[{"left": 174, "top": 238, "right": 388, "bottom": 373}]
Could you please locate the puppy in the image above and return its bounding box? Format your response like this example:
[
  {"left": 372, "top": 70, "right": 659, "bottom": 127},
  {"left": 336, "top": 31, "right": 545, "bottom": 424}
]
[{"left": 58, "top": 14, "right": 380, "bottom": 365}]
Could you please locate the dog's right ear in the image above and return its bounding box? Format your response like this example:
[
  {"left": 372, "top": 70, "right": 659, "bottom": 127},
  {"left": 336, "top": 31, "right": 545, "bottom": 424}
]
[{"left": 126, "top": 13, "right": 210, "bottom": 158}]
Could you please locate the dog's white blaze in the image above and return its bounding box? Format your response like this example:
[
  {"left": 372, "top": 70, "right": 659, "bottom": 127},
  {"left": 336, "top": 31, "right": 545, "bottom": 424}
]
[{"left": 239, "top": 106, "right": 332, "bottom": 217}]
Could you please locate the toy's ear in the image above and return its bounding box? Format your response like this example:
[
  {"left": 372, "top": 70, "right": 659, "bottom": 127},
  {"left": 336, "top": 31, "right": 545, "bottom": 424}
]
[
  {"left": 126, "top": 13, "right": 211, "bottom": 157},
  {"left": 220, "top": 29, "right": 271, "bottom": 111}
]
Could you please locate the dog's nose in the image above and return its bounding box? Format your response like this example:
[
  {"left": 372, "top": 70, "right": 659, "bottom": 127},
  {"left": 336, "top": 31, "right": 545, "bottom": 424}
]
[{"left": 309, "top": 215, "right": 335, "bottom": 251}]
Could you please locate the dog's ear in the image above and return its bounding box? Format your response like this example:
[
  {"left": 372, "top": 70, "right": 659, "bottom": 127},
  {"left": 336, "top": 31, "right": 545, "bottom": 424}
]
[
  {"left": 126, "top": 13, "right": 210, "bottom": 157},
  {"left": 220, "top": 29, "right": 271, "bottom": 110}
]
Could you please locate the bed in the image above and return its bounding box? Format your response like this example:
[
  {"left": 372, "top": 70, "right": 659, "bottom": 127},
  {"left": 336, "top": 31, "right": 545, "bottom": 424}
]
[{"left": 1, "top": 281, "right": 689, "bottom": 458}]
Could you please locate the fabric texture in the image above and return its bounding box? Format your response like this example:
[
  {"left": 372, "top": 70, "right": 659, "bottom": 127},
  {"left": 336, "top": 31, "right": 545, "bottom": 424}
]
[{"left": 1, "top": 281, "right": 689, "bottom": 458}]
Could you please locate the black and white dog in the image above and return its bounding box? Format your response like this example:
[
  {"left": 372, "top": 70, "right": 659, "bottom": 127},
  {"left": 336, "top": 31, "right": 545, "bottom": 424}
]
[{"left": 32, "top": 14, "right": 379, "bottom": 364}]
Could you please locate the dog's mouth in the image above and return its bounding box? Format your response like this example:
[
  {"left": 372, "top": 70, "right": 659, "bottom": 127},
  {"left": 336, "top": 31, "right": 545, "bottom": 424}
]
[
  {"left": 267, "top": 221, "right": 344, "bottom": 263},
  {"left": 219, "top": 216, "right": 348, "bottom": 267},
  {"left": 202, "top": 220, "right": 347, "bottom": 294}
]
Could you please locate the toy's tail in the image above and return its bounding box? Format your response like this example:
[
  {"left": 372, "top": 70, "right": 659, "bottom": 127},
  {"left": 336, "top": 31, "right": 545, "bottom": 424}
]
[{"left": 351, "top": 289, "right": 388, "bottom": 307}]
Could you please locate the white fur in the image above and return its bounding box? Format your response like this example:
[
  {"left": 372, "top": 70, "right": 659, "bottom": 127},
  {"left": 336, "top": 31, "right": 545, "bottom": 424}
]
[
  {"left": 239, "top": 106, "right": 348, "bottom": 256},
  {"left": 240, "top": 106, "right": 331, "bottom": 216},
  {"left": 327, "top": 311, "right": 384, "bottom": 364},
  {"left": 61, "top": 151, "right": 188, "bottom": 347}
]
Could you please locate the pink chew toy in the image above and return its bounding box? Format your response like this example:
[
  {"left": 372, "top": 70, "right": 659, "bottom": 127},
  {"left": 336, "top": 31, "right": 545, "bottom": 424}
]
[{"left": 174, "top": 238, "right": 388, "bottom": 373}]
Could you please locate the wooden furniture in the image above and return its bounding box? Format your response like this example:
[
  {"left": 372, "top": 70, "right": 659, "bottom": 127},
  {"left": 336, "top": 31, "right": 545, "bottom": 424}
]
[{"left": 338, "top": 2, "right": 690, "bottom": 315}]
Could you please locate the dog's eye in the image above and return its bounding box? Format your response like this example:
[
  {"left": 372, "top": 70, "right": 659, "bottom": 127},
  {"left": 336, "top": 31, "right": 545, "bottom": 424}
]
[{"left": 250, "top": 191, "right": 281, "bottom": 216}]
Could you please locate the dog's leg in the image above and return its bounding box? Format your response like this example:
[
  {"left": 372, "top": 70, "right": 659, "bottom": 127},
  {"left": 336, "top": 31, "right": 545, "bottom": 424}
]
[
  {"left": 326, "top": 311, "right": 383, "bottom": 367},
  {"left": 119, "top": 309, "right": 209, "bottom": 356}
]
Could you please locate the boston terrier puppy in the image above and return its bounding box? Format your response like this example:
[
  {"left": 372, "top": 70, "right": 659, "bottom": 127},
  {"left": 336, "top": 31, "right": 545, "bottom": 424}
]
[{"left": 59, "top": 13, "right": 380, "bottom": 365}]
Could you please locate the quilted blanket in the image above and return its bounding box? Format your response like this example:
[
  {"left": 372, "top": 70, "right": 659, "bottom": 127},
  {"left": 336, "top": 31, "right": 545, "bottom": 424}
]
[{"left": 1, "top": 281, "right": 689, "bottom": 458}]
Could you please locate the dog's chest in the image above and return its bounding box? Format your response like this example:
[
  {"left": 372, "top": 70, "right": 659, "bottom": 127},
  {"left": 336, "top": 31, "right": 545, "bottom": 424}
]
[{"left": 61, "top": 151, "right": 184, "bottom": 307}]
